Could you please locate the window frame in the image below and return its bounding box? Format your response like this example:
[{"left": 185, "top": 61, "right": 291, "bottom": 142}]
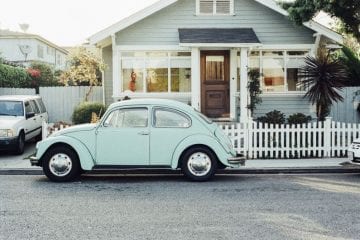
[
  {"left": 152, "top": 107, "right": 192, "bottom": 129},
  {"left": 237, "top": 50, "right": 309, "bottom": 94},
  {"left": 102, "top": 107, "right": 149, "bottom": 129},
  {"left": 196, "top": 0, "right": 234, "bottom": 16},
  {"left": 120, "top": 51, "right": 192, "bottom": 94}
]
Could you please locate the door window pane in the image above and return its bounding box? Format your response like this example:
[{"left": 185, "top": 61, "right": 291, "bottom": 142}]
[
  {"left": 154, "top": 109, "right": 191, "bottom": 128},
  {"left": 170, "top": 58, "right": 191, "bottom": 92},
  {"left": 206, "top": 56, "right": 224, "bottom": 81},
  {"left": 104, "top": 108, "right": 148, "bottom": 128}
]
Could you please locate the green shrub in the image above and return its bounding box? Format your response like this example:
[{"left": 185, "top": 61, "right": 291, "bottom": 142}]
[
  {"left": 287, "top": 113, "right": 312, "bottom": 125},
  {"left": 72, "top": 102, "right": 107, "bottom": 124},
  {"left": 257, "top": 110, "right": 285, "bottom": 125},
  {"left": 0, "top": 63, "right": 30, "bottom": 88}
]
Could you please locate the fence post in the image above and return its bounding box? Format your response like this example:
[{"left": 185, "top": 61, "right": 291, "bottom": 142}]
[
  {"left": 42, "top": 120, "right": 48, "bottom": 140},
  {"left": 324, "top": 117, "right": 332, "bottom": 157}
]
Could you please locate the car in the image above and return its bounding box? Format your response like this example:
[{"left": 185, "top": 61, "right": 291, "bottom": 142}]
[
  {"left": 30, "top": 99, "right": 245, "bottom": 182},
  {"left": 348, "top": 139, "right": 360, "bottom": 166},
  {"left": 0, "top": 95, "right": 48, "bottom": 154}
]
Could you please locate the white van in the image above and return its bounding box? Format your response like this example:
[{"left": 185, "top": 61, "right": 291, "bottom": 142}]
[{"left": 0, "top": 95, "right": 48, "bottom": 154}]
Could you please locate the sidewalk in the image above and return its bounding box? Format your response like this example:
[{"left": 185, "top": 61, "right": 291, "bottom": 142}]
[{"left": 0, "top": 143, "right": 359, "bottom": 175}]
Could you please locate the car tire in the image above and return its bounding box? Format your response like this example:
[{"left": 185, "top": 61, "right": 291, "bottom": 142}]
[
  {"left": 14, "top": 132, "right": 25, "bottom": 155},
  {"left": 181, "top": 146, "right": 218, "bottom": 182},
  {"left": 42, "top": 146, "right": 81, "bottom": 182}
]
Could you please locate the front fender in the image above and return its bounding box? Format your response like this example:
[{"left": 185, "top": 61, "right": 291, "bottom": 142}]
[
  {"left": 36, "top": 136, "right": 95, "bottom": 170},
  {"left": 171, "top": 134, "right": 231, "bottom": 169}
]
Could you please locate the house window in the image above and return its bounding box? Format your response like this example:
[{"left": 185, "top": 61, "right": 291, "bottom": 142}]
[
  {"left": 197, "top": 0, "right": 234, "bottom": 15},
  {"left": 47, "top": 46, "right": 55, "bottom": 56},
  {"left": 37, "top": 45, "right": 44, "bottom": 59},
  {"left": 120, "top": 51, "right": 191, "bottom": 93},
  {"left": 237, "top": 50, "right": 309, "bottom": 93}
]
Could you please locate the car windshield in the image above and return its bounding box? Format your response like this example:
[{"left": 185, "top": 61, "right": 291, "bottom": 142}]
[{"left": 0, "top": 101, "right": 24, "bottom": 117}]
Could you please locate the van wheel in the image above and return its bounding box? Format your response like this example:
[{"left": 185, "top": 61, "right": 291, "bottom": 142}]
[
  {"left": 15, "top": 132, "right": 25, "bottom": 155},
  {"left": 181, "top": 147, "right": 218, "bottom": 182},
  {"left": 42, "top": 146, "right": 80, "bottom": 182}
]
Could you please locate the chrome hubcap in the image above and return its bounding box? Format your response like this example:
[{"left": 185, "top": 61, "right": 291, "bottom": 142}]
[
  {"left": 49, "top": 153, "right": 72, "bottom": 177},
  {"left": 187, "top": 152, "right": 212, "bottom": 177}
]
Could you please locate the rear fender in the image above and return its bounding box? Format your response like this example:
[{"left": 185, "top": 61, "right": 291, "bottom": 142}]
[{"left": 171, "top": 134, "right": 230, "bottom": 169}]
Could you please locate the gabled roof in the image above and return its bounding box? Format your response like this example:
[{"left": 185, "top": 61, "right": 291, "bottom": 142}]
[
  {"left": 88, "top": 0, "right": 343, "bottom": 46},
  {"left": 0, "top": 29, "right": 68, "bottom": 54}
]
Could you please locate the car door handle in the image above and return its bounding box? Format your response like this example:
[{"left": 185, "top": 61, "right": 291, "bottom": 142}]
[{"left": 138, "top": 131, "right": 149, "bottom": 136}]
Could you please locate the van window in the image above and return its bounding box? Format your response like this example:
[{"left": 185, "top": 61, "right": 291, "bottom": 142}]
[
  {"left": 36, "top": 98, "right": 47, "bottom": 113},
  {"left": 29, "top": 100, "right": 40, "bottom": 114}
]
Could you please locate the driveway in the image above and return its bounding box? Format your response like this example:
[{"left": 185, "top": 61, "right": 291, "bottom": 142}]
[{"left": 0, "top": 141, "right": 37, "bottom": 168}]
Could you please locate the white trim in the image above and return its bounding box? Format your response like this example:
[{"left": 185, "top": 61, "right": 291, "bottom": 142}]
[
  {"left": 89, "top": 0, "right": 342, "bottom": 46},
  {"left": 115, "top": 45, "right": 190, "bottom": 51},
  {"left": 239, "top": 48, "right": 249, "bottom": 122},
  {"left": 230, "top": 49, "right": 238, "bottom": 120},
  {"left": 112, "top": 35, "right": 121, "bottom": 98},
  {"left": 180, "top": 43, "right": 262, "bottom": 48},
  {"left": 311, "top": 34, "right": 322, "bottom": 57},
  {"left": 113, "top": 92, "right": 191, "bottom": 99},
  {"left": 260, "top": 92, "right": 306, "bottom": 97},
  {"left": 191, "top": 47, "right": 201, "bottom": 110},
  {"left": 256, "top": 44, "right": 313, "bottom": 50},
  {"left": 89, "top": 0, "right": 177, "bottom": 45}
]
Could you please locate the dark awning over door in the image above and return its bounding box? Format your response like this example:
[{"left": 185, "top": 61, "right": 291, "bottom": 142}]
[{"left": 178, "top": 28, "right": 261, "bottom": 44}]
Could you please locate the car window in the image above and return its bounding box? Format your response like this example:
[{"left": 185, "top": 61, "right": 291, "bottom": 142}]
[
  {"left": 24, "top": 101, "right": 33, "bottom": 114},
  {"left": 35, "top": 98, "right": 46, "bottom": 113},
  {"left": 0, "top": 101, "right": 24, "bottom": 117},
  {"left": 153, "top": 108, "right": 191, "bottom": 128},
  {"left": 104, "top": 108, "right": 148, "bottom": 128},
  {"left": 29, "top": 100, "right": 40, "bottom": 114}
]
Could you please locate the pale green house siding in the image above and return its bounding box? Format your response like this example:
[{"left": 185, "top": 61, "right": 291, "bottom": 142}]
[
  {"left": 115, "top": 0, "right": 315, "bottom": 45},
  {"left": 102, "top": 46, "right": 113, "bottom": 106}
]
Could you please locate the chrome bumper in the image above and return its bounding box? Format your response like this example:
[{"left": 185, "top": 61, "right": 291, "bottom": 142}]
[
  {"left": 30, "top": 156, "right": 41, "bottom": 166},
  {"left": 227, "top": 154, "right": 246, "bottom": 166}
]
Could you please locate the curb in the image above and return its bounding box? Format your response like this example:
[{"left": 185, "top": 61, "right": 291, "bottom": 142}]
[{"left": 0, "top": 167, "right": 359, "bottom": 176}]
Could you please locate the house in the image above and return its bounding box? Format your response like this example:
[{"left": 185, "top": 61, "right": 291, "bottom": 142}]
[
  {"left": 0, "top": 29, "right": 68, "bottom": 70},
  {"left": 89, "top": 0, "right": 343, "bottom": 121}
]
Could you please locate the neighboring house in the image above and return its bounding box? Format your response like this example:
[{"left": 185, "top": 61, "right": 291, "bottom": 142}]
[
  {"left": 89, "top": 0, "right": 343, "bottom": 121},
  {"left": 0, "top": 29, "right": 68, "bottom": 70}
]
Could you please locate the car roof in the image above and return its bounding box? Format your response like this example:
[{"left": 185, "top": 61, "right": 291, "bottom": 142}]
[
  {"left": 0, "top": 95, "right": 42, "bottom": 101},
  {"left": 110, "top": 98, "right": 195, "bottom": 112}
]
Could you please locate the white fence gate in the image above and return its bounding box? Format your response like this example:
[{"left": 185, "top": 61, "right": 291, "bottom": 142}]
[{"left": 221, "top": 117, "right": 359, "bottom": 159}]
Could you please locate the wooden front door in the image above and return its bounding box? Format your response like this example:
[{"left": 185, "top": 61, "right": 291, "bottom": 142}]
[{"left": 201, "top": 51, "right": 230, "bottom": 118}]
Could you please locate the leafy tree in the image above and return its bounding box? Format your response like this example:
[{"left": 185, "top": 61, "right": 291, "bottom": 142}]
[
  {"left": 336, "top": 46, "right": 360, "bottom": 86},
  {"left": 299, "top": 51, "right": 348, "bottom": 121},
  {"left": 60, "top": 47, "right": 105, "bottom": 101},
  {"left": 282, "top": 0, "right": 360, "bottom": 42}
]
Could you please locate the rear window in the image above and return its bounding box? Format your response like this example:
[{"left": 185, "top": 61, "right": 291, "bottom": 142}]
[
  {"left": 36, "top": 98, "right": 47, "bottom": 113},
  {"left": 0, "top": 101, "right": 24, "bottom": 117}
]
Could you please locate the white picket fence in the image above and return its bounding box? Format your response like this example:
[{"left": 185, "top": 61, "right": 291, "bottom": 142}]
[{"left": 221, "top": 117, "right": 359, "bottom": 159}]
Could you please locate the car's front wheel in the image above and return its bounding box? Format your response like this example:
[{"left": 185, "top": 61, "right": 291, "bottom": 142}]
[
  {"left": 14, "top": 132, "right": 25, "bottom": 155},
  {"left": 42, "top": 146, "right": 81, "bottom": 182},
  {"left": 181, "top": 147, "right": 218, "bottom": 181}
]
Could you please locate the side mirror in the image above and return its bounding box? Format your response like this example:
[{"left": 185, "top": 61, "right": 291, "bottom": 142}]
[{"left": 26, "top": 112, "right": 35, "bottom": 119}]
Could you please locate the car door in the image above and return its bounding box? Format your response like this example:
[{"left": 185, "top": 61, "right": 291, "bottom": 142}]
[
  {"left": 150, "top": 107, "right": 192, "bottom": 166},
  {"left": 95, "top": 107, "right": 150, "bottom": 166},
  {"left": 29, "top": 100, "right": 42, "bottom": 131},
  {"left": 23, "top": 101, "right": 38, "bottom": 140}
]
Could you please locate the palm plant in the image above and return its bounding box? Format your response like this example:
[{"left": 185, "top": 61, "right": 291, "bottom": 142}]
[{"left": 299, "top": 52, "right": 348, "bottom": 121}]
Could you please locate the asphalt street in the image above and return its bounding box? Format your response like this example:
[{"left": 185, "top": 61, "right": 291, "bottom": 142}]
[{"left": 1, "top": 174, "right": 360, "bottom": 240}]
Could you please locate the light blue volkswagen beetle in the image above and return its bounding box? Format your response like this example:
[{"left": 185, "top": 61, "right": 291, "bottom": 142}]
[{"left": 30, "top": 99, "right": 245, "bottom": 182}]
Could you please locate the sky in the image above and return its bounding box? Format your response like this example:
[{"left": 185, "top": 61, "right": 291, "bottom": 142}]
[{"left": 0, "top": 0, "right": 158, "bottom": 47}]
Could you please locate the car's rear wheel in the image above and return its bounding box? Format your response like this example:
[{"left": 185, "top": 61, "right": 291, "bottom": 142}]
[
  {"left": 181, "top": 147, "right": 218, "bottom": 181},
  {"left": 14, "top": 132, "right": 25, "bottom": 155},
  {"left": 42, "top": 146, "right": 81, "bottom": 182}
]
